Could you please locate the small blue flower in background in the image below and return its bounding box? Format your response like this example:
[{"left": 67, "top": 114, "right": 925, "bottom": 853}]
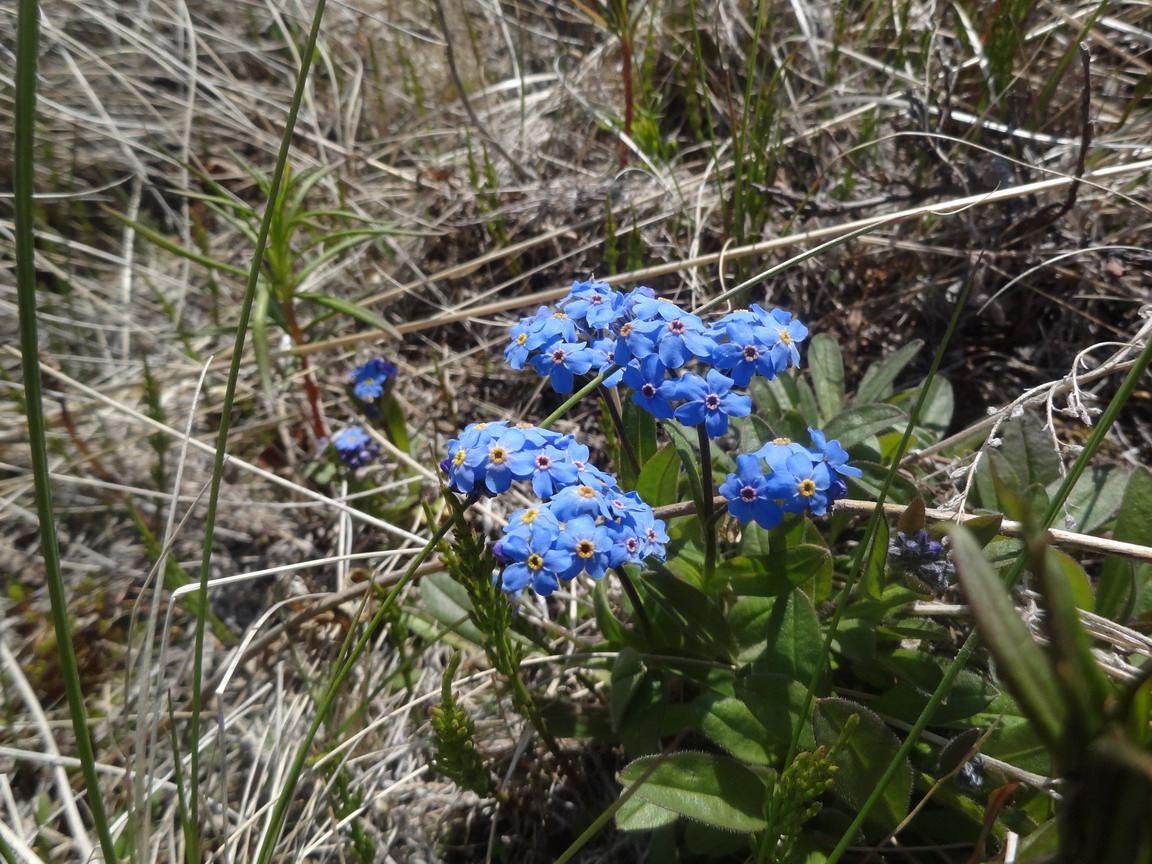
[
  {"left": 350, "top": 358, "right": 397, "bottom": 401},
  {"left": 672, "top": 369, "right": 752, "bottom": 438},
  {"left": 332, "top": 426, "right": 379, "bottom": 469},
  {"left": 764, "top": 450, "right": 835, "bottom": 516},
  {"left": 530, "top": 341, "right": 595, "bottom": 393},
  {"left": 561, "top": 440, "right": 618, "bottom": 488},
  {"left": 754, "top": 436, "right": 812, "bottom": 464},
  {"left": 719, "top": 453, "right": 784, "bottom": 530},
  {"left": 550, "top": 480, "right": 615, "bottom": 521}
]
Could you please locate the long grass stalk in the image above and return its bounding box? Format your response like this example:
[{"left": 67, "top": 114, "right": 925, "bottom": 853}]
[
  {"left": 185, "top": 2, "right": 329, "bottom": 859},
  {"left": 12, "top": 0, "right": 118, "bottom": 859}
]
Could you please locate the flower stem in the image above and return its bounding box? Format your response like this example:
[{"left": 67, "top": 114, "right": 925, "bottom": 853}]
[
  {"left": 282, "top": 297, "right": 329, "bottom": 440},
  {"left": 600, "top": 385, "right": 641, "bottom": 477},
  {"left": 696, "top": 424, "right": 717, "bottom": 588},
  {"left": 615, "top": 566, "right": 654, "bottom": 646}
]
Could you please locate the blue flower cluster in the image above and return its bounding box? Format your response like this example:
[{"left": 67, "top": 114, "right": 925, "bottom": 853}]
[
  {"left": 441, "top": 421, "right": 669, "bottom": 596},
  {"left": 719, "top": 428, "right": 861, "bottom": 529},
  {"left": 333, "top": 426, "right": 380, "bottom": 469},
  {"left": 505, "top": 281, "right": 808, "bottom": 439}
]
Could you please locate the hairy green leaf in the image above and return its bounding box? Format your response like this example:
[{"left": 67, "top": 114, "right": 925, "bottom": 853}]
[{"left": 619, "top": 752, "right": 768, "bottom": 833}]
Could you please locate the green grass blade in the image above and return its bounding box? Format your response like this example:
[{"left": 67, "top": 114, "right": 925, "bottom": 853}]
[
  {"left": 185, "top": 2, "right": 330, "bottom": 859},
  {"left": 12, "top": 0, "right": 118, "bottom": 859}
]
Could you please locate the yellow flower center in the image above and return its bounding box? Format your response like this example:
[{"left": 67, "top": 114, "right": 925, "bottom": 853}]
[
  {"left": 578, "top": 485, "right": 596, "bottom": 499},
  {"left": 521, "top": 508, "right": 538, "bottom": 524},
  {"left": 773, "top": 437, "right": 791, "bottom": 445},
  {"left": 576, "top": 539, "right": 595, "bottom": 559},
  {"left": 527, "top": 553, "right": 544, "bottom": 571},
  {"left": 798, "top": 479, "right": 817, "bottom": 497},
  {"left": 490, "top": 446, "right": 508, "bottom": 464},
  {"left": 553, "top": 311, "right": 568, "bottom": 319},
  {"left": 515, "top": 333, "right": 527, "bottom": 345},
  {"left": 453, "top": 450, "right": 466, "bottom": 466},
  {"left": 778, "top": 329, "right": 792, "bottom": 345}
]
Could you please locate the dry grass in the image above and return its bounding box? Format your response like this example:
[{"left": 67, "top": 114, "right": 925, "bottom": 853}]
[{"left": 2, "top": 0, "right": 1152, "bottom": 861}]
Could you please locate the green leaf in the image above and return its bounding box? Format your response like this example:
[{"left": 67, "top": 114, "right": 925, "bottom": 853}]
[
  {"left": 729, "top": 589, "right": 822, "bottom": 682},
  {"left": 1035, "top": 545, "right": 1111, "bottom": 739},
  {"left": 1098, "top": 467, "right": 1152, "bottom": 620},
  {"left": 822, "top": 403, "right": 906, "bottom": 450},
  {"left": 662, "top": 422, "right": 706, "bottom": 527},
  {"left": 252, "top": 283, "right": 274, "bottom": 396},
  {"left": 636, "top": 571, "right": 735, "bottom": 658},
  {"left": 814, "top": 697, "right": 912, "bottom": 833},
  {"left": 857, "top": 339, "right": 923, "bottom": 404},
  {"left": 593, "top": 578, "right": 639, "bottom": 650},
  {"left": 618, "top": 752, "right": 768, "bottom": 833},
  {"left": 635, "top": 444, "right": 680, "bottom": 508},
  {"left": 1056, "top": 465, "right": 1126, "bottom": 534},
  {"left": 809, "top": 333, "right": 845, "bottom": 421},
  {"left": 618, "top": 398, "right": 659, "bottom": 490},
  {"left": 737, "top": 672, "right": 815, "bottom": 755},
  {"left": 717, "top": 545, "right": 831, "bottom": 598},
  {"left": 870, "top": 652, "right": 999, "bottom": 724},
  {"left": 379, "top": 393, "right": 410, "bottom": 453},
  {"left": 420, "top": 571, "right": 483, "bottom": 644},
  {"left": 103, "top": 206, "right": 250, "bottom": 275},
  {"left": 696, "top": 695, "right": 774, "bottom": 764},
  {"left": 615, "top": 795, "right": 679, "bottom": 831},
  {"left": 960, "top": 514, "right": 1004, "bottom": 549},
  {"left": 297, "top": 292, "right": 402, "bottom": 339},
  {"left": 946, "top": 525, "right": 1065, "bottom": 749},
  {"left": 610, "top": 647, "right": 649, "bottom": 733},
  {"left": 910, "top": 376, "right": 953, "bottom": 442}
]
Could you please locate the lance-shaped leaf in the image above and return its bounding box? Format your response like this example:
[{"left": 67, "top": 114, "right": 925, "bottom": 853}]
[
  {"left": 946, "top": 524, "right": 1066, "bottom": 750},
  {"left": 618, "top": 751, "right": 768, "bottom": 833}
]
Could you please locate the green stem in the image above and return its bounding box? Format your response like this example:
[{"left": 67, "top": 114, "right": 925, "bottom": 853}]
[
  {"left": 615, "top": 565, "right": 655, "bottom": 646},
  {"left": 539, "top": 369, "right": 610, "bottom": 429},
  {"left": 696, "top": 424, "right": 717, "bottom": 587},
  {"left": 600, "top": 385, "right": 641, "bottom": 477},
  {"left": 188, "top": 3, "right": 328, "bottom": 859},
  {"left": 13, "top": 0, "right": 118, "bottom": 860}
]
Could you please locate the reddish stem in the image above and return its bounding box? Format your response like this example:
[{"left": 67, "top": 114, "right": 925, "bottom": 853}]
[
  {"left": 282, "top": 298, "right": 329, "bottom": 441},
  {"left": 619, "top": 34, "right": 634, "bottom": 168}
]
